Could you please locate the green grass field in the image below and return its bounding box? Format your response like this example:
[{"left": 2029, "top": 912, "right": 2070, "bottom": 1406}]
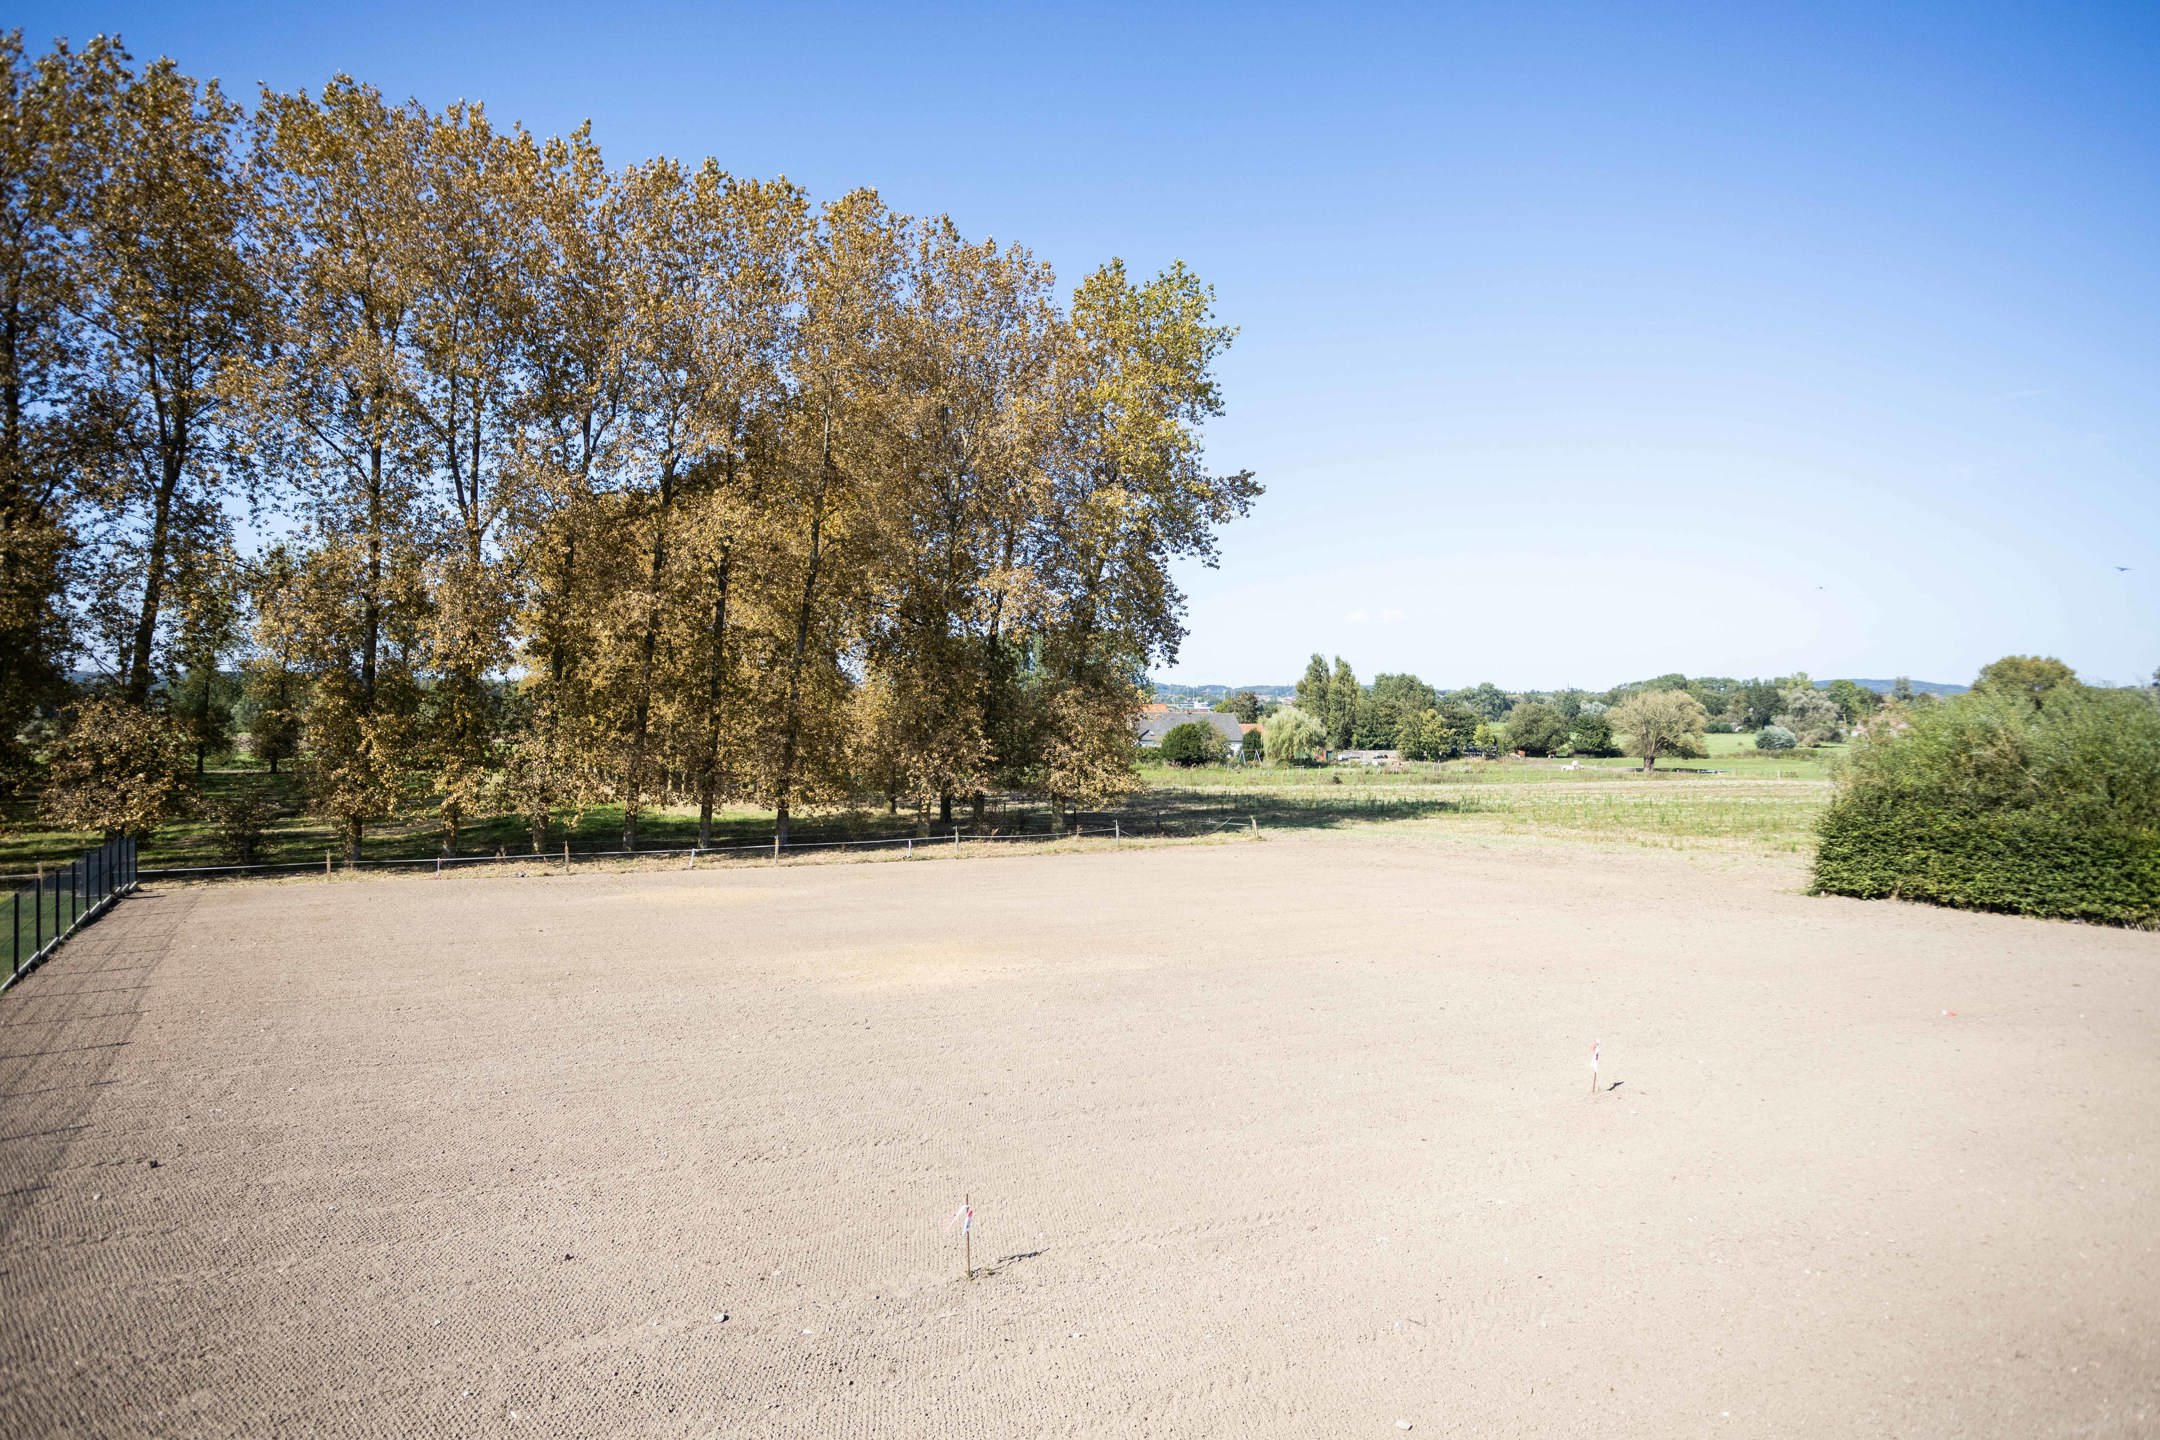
[
  {"left": 2, "top": 733, "right": 1842, "bottom": 873},
  {"left": 1139, "top": 748, "right": 1834, "bottom": 855}
]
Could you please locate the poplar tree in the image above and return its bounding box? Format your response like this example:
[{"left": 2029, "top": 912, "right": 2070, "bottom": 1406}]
[
  {"left": 761, "top": 190, "right": 905, "bottom": 846},
  {"left": 0, "top": 34, "right": 90, "bottom": 787},
  {"left": 70, "top": 46, "right": 254, "bottom": 704},
  {"left": 501, "top": 125, "right": 632, "bottom": 852},
  {"left": 1034, "top": 260, "right": 1257, "bottom": 818},
  {"left": 11, "top": 46, "right": 1262, "bottom": 851},
  {"left": 234, "top": 78, "right": 435, "bottom": 859}
]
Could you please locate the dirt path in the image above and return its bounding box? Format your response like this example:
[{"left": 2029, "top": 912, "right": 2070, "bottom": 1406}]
[{"left": 2, "top": 831, "right": 2154, "bottom": 1437}]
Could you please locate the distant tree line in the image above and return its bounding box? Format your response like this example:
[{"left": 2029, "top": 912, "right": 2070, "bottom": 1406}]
[
  {"left": 1216, "top": 655, "right": 1902, "bottom": 763},
  {"left": 1187, "top": 656, "right": 2109, "bottom": 772},
  {"left": 0, "top": 35, "right": 1256, "bottom": 855}
]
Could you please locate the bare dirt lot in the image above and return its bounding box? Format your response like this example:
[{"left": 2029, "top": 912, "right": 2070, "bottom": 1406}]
[{"left": 3, "top": 830, "right": 2156, "bottom": 1438}]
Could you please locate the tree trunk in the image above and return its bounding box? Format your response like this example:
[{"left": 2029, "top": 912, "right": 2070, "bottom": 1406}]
[
  {"left": 696, "top": 548, "right": 734, "bottom": 851},
  {"left": 195, "top": 668, "right": 212, "bottom": 775},
  {"left": 773, "top": 414, "right": 832, "bottom": 850},
  {"left": 343, "top": 444, "right": 387, "bottom": 865},
  {"left": 125, "top": 449, "right": 184, "bottom": 705},
  {"left": 622, "top": 464, "right": 675, "bottom": 850}
]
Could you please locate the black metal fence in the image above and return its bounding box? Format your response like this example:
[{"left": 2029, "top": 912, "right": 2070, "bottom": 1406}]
[
  {"left": 5, "top": 835, "right": 137, "bottom": 991},
  {"left": 118, "top": 810, "right": 1271, "bottom": 884}
]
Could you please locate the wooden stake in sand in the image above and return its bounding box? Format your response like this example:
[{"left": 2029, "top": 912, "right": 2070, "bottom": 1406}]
[
  {"left": 947, "top": 1195, "right": 974, "bottom": 1280},
  {"left": 1588, "top": 1039, "right": 1601, "bottom": 1097}
]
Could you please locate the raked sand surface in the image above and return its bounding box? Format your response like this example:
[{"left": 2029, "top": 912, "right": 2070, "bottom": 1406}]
[{"left": 2, "top": 829, "right": 2156, "bottom": 1437}]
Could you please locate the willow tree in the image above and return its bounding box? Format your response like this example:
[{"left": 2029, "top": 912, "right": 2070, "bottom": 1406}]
[{"left": 1610, "top": 688, "right": 1709, "bottom": 771}]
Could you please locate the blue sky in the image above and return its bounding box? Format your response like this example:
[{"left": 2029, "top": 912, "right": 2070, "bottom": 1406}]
[{"left": 27, "top": 2, "right": 2159, "bottom": 689}]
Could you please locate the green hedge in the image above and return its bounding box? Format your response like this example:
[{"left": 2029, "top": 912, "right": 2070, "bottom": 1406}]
[{"left": 1814, "top": 792, "right": 2160, "bottom": 926}]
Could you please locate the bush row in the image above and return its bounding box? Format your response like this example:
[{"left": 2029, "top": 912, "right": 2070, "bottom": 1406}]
[{"left": 1814, "top": 791, "right": 2160, "bottom": 926}]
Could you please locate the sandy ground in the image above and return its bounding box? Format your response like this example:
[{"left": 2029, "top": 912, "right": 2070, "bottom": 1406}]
[{"left": 2, "top": 829, "right": 2156, "bottom": 1438}]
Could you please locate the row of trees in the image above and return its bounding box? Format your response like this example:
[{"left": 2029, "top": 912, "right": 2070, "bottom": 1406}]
[
  {"left": 1225, "top": 656, "right": 2136, "bottom": 773},
  {"left": 1242, "top": 655, "right": 1898, "bottom": 763},
  {"left": 1, "top": 36, "right": 1256, "bottom": 855}
]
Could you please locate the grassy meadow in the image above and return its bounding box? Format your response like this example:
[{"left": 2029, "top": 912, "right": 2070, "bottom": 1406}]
[
  {"left": 1141, "top": 731, "right": 1841, "bottom": 857},
  {"left": 1, "top": 731, "right": 1843, "bottom": 873}
]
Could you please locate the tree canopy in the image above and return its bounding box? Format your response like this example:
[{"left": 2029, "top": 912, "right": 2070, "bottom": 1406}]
[
  {"left": 0, "top": 37, "right": 1258, "bottom": 854},
  {"left": 1609, "top": 689, "right": 1708, "bottom": 771}
]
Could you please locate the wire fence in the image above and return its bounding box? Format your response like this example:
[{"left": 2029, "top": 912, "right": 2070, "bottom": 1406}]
[
  {"left": 126, "top": 812, "right": 1264, "bottom": 883},
  {"left": 5, "top": 835, "right": 137, "bottom": 991}
]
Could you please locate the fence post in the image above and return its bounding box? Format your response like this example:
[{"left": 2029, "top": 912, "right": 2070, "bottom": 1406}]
[
  {"left": 325, "top": 849, "right": 332, "bottom": 877},
  {"left": 1114, "top": 818, "right": 1120, "bottom": 844},
  {"left": 772, "top": 833, "right": 781, "bottom": 866},
  {"left": 953, "top": 827, "right": 960, "bottom": 849},
  {"left": 12, "top": 889, "right": 19, "bottom": 976},
  {"left": 563, "top": 842, "right": 571, "bottom": 875},
  {"left": 1250, "top": 814, "right": 1258, "bottom": 833}
]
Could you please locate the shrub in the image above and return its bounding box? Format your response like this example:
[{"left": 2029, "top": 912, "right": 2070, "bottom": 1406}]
[
  {"left": 209, "top": 788, "right": 281, "bottom": 864},
  {"left": 37, "top": 697, "right": 195, "bottom": 838},
  {"left": 1815, "top": 792, "right": 2160, "bottom": 926},
  {"left": 1812, "top": 675, "right": 2160, "bottom": 925},
  {"left": 1157, "top": 721, "right": 1227, "bottom": 767},
  {"left": 1755, "top": 725, "right": 1797, "bottom": 751},
  {"left": 1706, "top": 719, "right": 1735, "bottom": 734}
]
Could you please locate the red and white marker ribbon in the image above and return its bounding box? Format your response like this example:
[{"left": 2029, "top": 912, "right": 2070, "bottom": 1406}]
[
  {"left": 1589, "top": 1040, "right": 1601, "bottom": 1073},
  {"left": 945, "top": 1202, "right": 972, "bottom": 1235}
]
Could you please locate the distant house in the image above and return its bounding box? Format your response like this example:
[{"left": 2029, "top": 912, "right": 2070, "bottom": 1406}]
[
  {"left": 1331, "top": 749, "right": 1402, "bottom": 767},
  {"left": 1135, "top": 707, "right": 1246, "bottom": 760}
]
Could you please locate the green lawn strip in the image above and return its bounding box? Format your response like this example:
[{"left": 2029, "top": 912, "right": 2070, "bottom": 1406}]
[{"left": 6, "top": 747, "right": 1834, "bottom": 873}]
